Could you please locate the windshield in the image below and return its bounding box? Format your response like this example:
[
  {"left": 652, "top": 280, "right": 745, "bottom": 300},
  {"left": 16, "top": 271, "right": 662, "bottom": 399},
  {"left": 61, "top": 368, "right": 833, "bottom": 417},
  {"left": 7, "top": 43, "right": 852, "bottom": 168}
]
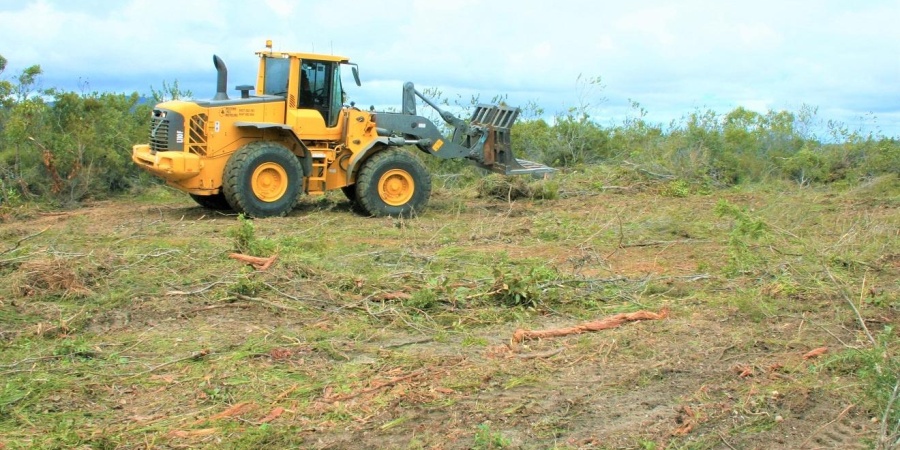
[{"left": 263, "top": 58, "right": 290, "bottom": 96}]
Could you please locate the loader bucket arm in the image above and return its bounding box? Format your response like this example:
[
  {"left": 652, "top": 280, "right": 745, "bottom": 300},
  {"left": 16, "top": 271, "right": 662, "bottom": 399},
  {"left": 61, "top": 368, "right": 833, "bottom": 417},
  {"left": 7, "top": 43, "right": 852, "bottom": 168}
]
[{"left": 374, "top": 83, "right": 555, "bottom": 177}]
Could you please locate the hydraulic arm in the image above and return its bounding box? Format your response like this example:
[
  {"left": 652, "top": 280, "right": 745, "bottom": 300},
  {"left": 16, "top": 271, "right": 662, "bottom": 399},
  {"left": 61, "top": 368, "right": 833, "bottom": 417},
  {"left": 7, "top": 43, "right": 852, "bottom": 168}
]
[{"left": 372, "top": 83, "right": 555, "bottom": 176}]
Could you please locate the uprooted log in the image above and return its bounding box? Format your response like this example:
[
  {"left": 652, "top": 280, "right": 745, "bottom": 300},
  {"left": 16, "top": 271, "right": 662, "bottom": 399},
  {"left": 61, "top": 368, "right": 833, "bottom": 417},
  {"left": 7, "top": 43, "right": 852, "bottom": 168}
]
[
  {"left": 511, "top": 308, "right": 669, "bottom": 344},
  {"left": 228, "top": 253, "right": 277, "bottom": 271},
  {"left": 803, "top": 346, "right": 828, "bottom": 360}
]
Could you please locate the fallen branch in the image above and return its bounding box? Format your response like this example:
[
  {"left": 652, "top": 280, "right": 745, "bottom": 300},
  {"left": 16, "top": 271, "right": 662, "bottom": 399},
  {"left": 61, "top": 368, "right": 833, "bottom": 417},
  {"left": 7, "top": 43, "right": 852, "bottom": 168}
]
[
  {"left": 512, "top": 309, "right": 669, "bottom": 344},
  {"left": 271, "top": 384, "right": 298, "bottom": 406},
  {"left": 167, "top": 428, "right": 217, "bottom": 439},
  {"left": 516, "top": 347, "right": 565, "bottom": 360},
  {"left": 324, "top": 369, "right": 426, "bottom": 403},
  {"left": 799, "top": 404, "right": 854, "bottom": 449},
  {"left": 382, "top": 337, "right": 434, "bottom": 349},
  {"left": 260, "top": 281, "right": 334, "bottom": 307},
  {"left": 1, "top": 226, "right": 49, "bottom": 255},
  {"left": 803, "top": 346, "right": 828, "bottom": 360},
  {"left": 233, "top": 294, "right": 301, "bottom": 312},
  {"left": 200, "top": 402, "right": 257, "bottom": 424},
  {"left": 733, "top": 365, "right": 754, "bottom": 378},
  {"left": 879, "top": 381, "right": 900, "bottom": 450},
  {"left": 621, "top": 239, "right": 708, "bottom": 248},
  {"left": 0, "top": 354, "right": 65, "bottom": 370},
  {"left": 718, "top": 431, "right": 739, "bottom": 450},
  {"left": 824, "top": 266, "right": 875, "bottom": 346},
  {"left": 258, "top": 407, "right": 285, "bottom": 424},
  {"left": 671, "top": 405, "right": 696, "bottom": 436},
  {"left": 228, "top": 253, "right": 277, "bottom": 271},
  {"left": 123, "top": 349, "right": 211, "bottom": 379},
  {"left": 380, "top": 291, "right": 413, "bottom": 301},
  {"left": 166, "top": 281, "right": 230, "bottom": 296},
  {"left": 623, "top": 160, "right": 676, "bottom": 180},
  {"left": 187, "top": 303, "right": 253, "bottom": 314}
]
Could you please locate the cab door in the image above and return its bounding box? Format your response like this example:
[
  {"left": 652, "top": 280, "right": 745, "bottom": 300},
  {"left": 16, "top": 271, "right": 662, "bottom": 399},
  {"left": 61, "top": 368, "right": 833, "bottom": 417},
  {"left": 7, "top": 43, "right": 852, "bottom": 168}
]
[{"left": 288, "top": 59, "right": 343, "bottom": 140}]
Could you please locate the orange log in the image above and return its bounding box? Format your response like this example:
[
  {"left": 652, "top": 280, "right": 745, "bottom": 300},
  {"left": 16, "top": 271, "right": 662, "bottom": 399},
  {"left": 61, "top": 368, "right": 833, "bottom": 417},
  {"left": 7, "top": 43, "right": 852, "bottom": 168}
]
[
  {"left": 512, "top": 309, "right": 668, "bottom": 343},
  {"left": 803, "top": 346, "right": 828, "bottom": 360},
  {"left": 228, "top": 253, "right": 277, "bottom": 270}
]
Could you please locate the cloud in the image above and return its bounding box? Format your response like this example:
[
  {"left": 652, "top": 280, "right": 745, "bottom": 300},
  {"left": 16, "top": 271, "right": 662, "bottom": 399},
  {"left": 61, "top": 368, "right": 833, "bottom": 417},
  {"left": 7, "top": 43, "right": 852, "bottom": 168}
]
[
  {"left": 737, "top": 23, "right": 782, "bottom": 49},
  {"left": 263, "top": 0, "right": 294, "bottom": 16},
  {"left": 0, "top": 0, "right": 897, "bottom": 136}
]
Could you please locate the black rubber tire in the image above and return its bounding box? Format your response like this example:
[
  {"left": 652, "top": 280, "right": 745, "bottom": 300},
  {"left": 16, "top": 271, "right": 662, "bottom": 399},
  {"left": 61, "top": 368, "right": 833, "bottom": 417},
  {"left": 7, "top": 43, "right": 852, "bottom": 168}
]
[
  {"left": 189, "top": 192, "right": 232, "bottom": 211},
  {"left": 355, "top": 149, "right": 431, "bottom": 217},
  {"left": 341, "top": 184, "right": 357, "bottom": 203},
  {"left": 222, "top": 142, "right": 302, "bottom": 218}
]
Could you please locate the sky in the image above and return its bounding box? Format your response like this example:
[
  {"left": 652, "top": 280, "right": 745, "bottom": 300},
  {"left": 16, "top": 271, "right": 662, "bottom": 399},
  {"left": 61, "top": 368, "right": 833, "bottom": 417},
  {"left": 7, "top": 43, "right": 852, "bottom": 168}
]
[{"left": 1, "top": 0, "right": 899, "bottom": 138}]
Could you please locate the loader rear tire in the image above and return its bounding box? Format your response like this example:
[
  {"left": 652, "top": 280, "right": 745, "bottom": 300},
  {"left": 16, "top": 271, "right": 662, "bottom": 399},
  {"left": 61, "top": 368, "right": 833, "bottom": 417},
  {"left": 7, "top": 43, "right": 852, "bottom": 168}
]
[
  {"left": 356, "top": 149, "right": 431, "bottom": 217},
  {"left": 223, "top": 142, "right": 302, "bottom": 218},
  {"left": 190, "top": 192, "right": 232, "bottom": 211}
]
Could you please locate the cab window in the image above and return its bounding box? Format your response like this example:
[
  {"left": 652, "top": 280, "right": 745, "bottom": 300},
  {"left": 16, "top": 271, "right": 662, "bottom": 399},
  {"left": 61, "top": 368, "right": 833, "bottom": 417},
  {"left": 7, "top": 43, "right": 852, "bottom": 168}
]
[
  {"left": 263, "top": 58, "right": 290, "bottom": 96},
  {"left": 299, "top": 61, "right": 340, "bottom": 127}
]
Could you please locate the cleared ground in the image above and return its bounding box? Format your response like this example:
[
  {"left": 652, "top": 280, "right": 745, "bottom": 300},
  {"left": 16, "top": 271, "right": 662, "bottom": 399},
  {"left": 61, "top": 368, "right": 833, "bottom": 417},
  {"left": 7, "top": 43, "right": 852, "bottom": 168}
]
[{"left": 1, "top": 171, "right": 898, "bottom": 449}]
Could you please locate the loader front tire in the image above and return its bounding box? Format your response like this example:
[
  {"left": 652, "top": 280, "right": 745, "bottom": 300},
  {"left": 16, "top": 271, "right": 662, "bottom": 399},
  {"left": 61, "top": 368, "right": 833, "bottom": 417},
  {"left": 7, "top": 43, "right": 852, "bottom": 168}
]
[
  {"left": 356, "top": 149, "right": 431, "bottom": 217},
  {"left": 223, "top": 142, "right": 302, "bottom": 218},
  {"left": 190, "top": 192, "right": 232, "bottom": 211}
]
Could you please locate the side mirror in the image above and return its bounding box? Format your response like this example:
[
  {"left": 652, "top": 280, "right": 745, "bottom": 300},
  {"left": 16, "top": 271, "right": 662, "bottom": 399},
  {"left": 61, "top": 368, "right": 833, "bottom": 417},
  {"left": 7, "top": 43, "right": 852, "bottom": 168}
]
[{"left": 351, "top": 65, "right": 361, "bottom": 87}]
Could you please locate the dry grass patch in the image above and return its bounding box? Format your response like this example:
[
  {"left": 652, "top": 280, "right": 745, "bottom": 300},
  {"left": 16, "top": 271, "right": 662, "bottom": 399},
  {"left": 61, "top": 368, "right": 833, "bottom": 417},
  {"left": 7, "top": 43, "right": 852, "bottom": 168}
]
[{"left": 11, "top": 257, "right": 93, "bottom": 298}]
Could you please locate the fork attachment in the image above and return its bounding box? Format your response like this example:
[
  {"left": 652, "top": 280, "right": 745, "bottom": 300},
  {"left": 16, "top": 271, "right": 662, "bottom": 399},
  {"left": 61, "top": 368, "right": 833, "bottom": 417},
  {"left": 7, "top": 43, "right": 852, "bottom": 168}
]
[
  {"left": 466, "top": 104, "right": 553, "bottom": 176},
  {"left": 373, "top": 82, "right": 555, "bottom": 177}
]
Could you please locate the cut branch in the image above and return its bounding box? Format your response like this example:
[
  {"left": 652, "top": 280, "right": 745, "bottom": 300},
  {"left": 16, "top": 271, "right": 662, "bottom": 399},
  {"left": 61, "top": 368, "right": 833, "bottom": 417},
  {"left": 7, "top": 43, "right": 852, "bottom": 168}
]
[
  {"left": 229, "top": 253, "right": 277, "bottom": 271},
  {"left": 621, "top": 239, "right": 708, "bottom": 248},
  {"left": 123, "top": 349, "right": 211, "bottom": 379},
  {"left": 323, "top": 369, "right": 426, "bottom": 403},
  {"left": 800, "top": 404, "right": 854, "bottom": 449},
  {"left": 516, "top": 347, "right": 565, "bottom": 360},
  {"left": 824, "top": 266, "right": 875, "bottom": 346},
  {"left": 512, "top": 309, "right": 669, "bottom": 344},
  {"left": 1, "top": 226, "right": 49, "bottom": 255}
]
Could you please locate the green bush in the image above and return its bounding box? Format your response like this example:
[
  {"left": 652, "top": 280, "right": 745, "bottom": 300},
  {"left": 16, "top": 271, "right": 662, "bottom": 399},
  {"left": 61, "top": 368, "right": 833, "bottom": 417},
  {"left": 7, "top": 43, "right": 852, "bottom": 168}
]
[
  {"left": 2, "top": 55, "right": 898, "bottom": 209},
  {"left": 0, "top": 54, "right": 154, "bottom": 206}
]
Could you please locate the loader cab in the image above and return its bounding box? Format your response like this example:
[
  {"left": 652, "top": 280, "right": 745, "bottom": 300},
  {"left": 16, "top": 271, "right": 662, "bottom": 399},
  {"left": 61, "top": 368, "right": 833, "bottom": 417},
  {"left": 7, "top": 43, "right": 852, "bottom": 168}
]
[
  {"left": 256, "top": 46, "right": 359, "bottom": 140},
  {"left": 299, "top": 60, "right": 342, "bottom": 127}
]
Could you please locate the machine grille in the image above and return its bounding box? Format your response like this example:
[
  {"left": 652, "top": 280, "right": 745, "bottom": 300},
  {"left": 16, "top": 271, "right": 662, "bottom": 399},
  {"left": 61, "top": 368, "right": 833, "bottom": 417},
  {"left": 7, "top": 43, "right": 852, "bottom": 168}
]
[
  {"left": 188, "top": 113, "right": 208, "bottom": 156},
  {"left": 148, "top": 111, "right": 170, "bottom": 152}
]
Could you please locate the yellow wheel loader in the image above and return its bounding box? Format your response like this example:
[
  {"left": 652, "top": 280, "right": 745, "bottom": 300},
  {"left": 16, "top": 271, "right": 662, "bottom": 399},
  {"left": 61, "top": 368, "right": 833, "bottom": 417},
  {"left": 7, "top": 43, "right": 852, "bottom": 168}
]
[{"left": 132, "top": 41, "right": 553, "bottom": 218}]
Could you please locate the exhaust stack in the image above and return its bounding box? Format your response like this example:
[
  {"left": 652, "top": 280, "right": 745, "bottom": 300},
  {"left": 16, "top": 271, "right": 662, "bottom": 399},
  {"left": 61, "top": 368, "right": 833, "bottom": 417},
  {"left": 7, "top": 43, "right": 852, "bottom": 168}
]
[{"left": 213, "top": 55, "right": 228, "bottom": 101}]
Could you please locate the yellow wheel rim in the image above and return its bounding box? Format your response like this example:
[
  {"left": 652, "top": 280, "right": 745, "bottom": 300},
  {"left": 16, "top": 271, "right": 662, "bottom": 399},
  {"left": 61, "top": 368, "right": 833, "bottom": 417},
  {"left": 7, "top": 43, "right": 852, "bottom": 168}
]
[
  {"left": 251, "top": 162, "right": 288, "bottom": 202},
  {"left": 378, "top": 169, "right": 415, "bottom": 206}
]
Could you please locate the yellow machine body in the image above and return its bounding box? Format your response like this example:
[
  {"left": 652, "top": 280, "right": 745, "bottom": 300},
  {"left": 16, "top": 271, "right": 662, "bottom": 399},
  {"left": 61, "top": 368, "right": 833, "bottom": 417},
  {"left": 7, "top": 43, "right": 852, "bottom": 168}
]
[
  {"left": 132, "top": 42, "right": 553, "bottom": 217},
  {"left": 132, "top": 49, "right": 377, "bottom": 198}
]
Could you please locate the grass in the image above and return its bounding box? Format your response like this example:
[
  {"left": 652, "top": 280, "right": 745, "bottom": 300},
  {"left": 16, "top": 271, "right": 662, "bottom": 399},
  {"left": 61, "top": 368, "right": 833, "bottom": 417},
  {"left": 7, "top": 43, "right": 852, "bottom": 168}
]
[{"left": 0, "top": 174, "right": 897, "bottom": 449}]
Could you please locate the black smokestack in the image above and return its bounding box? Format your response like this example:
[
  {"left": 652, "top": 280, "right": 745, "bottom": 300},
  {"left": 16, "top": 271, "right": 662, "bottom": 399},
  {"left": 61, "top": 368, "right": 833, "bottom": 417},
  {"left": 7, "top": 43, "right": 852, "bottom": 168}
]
[{"left": 213, "top": 55, "right": 228, "bottom": 101}]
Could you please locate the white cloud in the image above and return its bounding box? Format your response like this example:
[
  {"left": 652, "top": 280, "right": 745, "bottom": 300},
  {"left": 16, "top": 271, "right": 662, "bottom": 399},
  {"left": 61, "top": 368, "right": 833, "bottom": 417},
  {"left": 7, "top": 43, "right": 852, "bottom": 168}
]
[
  {"left": 0, "top": 0, "right": 897, "bottom": 135},
  {"left": 737, "top": 23, "right": 782, "bottom": 50},
  {"left": 615, "top": 5, "right": 679, "bottom": 50},
  {"left": 263, "top": 0, "right": 294, "bottom": 16}
]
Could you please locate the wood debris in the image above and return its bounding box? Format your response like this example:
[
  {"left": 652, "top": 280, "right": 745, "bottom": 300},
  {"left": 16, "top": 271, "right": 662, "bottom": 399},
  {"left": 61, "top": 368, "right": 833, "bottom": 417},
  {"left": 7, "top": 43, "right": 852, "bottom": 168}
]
[
  {"left": 803, "top": 346, "right": 828, "bottom": 360},
  {"left": 511, "top": 309, "right": 669, "bottom": 344},
  {"left": 228, "top": 253, "right": 277, "bottom": 270}
]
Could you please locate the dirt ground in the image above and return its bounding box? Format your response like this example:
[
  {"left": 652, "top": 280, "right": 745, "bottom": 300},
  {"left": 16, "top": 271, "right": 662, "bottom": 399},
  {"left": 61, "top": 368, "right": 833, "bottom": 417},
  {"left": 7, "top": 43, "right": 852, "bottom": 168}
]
[{"left": 1, "top": 181, "right": 897, "bottom": 449}]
